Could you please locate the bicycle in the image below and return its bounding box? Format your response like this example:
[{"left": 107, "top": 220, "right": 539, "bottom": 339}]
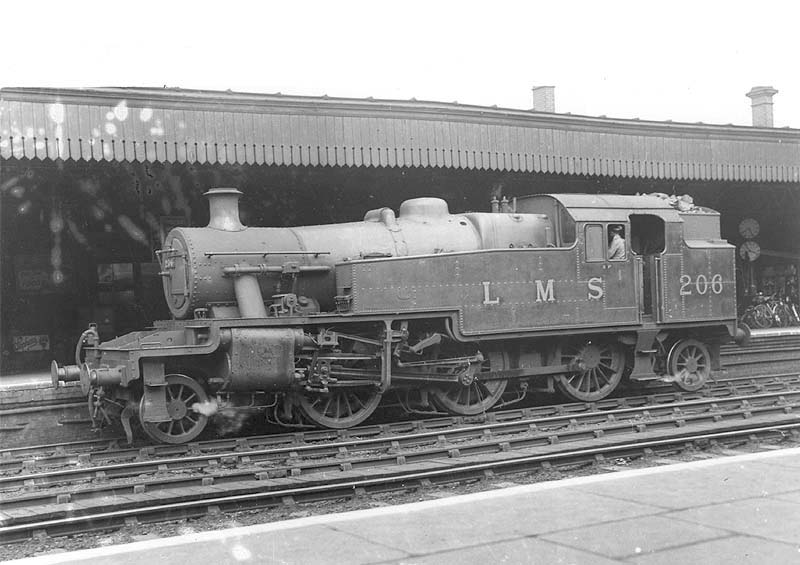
[
  {"left": 771, "top": 297, "right": 792, "bottom": 328},
  {"left": 739, "top": 292, "right": 789, "bottom": 329},
  {"left": 782, "top": 296, "right": 800, "bottom": 326},
  {"left": 740, "top": 294, "right": 771, "bottom": 328}
]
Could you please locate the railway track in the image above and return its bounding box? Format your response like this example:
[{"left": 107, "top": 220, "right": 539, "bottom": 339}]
[
  {"left": 2, "top": 371, "right": 798, "bottom": 473},
  {"left": 1, "top": 330, "right": 798, "bottom": 451},
  {"left": 2, "top": 379, "right": 800, "bottom": 543}
]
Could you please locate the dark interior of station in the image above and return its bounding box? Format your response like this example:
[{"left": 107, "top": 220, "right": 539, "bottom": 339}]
[{"left": 1, "top": 157, "right": 798, "bottom": 375}]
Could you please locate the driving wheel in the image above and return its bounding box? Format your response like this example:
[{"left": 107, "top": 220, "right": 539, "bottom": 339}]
[
  {"left": 430, "top": 351, "right": 509, "bottom": 416},
  {"left": 298, "top": 387, "right": 382, "bottom": 428},
  {"left": 556, "top": 338, "right": 624, "bottom": 402}
]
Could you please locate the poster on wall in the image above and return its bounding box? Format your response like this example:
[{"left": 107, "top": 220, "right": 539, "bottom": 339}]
[
  {"left": 14, "top": 256, "right": 53, "bottom": 293},
  {"left": 12, "top": 334, "right": 50, "bottom": 352}
]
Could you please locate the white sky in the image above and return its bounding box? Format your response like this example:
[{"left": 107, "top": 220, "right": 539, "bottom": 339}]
[{"left": 2, "top": 0, "right": 798, "bottom": 128}]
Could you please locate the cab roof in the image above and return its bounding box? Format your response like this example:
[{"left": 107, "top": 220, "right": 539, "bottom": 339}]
[{"left": 517, "top": 193, "right": 709, "bottom": 223}]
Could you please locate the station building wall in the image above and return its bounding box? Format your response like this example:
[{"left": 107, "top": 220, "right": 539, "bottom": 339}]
[{"left": 0, "top": 158, "right": 798, "bottom": 376}]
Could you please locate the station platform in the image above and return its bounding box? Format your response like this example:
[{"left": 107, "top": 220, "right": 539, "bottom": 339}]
[
  {"left": 0, "top": 371, "right": 52, "bottom": 391},
  {"left": 8, "top": 446, "right": 800, "bottom": 564}
]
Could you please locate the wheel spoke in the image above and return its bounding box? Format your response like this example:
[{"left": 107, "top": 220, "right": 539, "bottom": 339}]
[{"left": 598, "top": 360, "right": 615, "bottom": 372}]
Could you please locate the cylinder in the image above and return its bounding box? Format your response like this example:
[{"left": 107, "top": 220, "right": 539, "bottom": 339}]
[{"left": 217, "top": 328, "right": 306, "bottom": 391}]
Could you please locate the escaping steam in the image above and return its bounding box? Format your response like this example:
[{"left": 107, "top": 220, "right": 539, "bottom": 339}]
[
  {"left": 192, "top": 400, "right": 219, "bottom": 416},
  {"left": 192, "top": 399, "right": 252, "bottom": 437}
]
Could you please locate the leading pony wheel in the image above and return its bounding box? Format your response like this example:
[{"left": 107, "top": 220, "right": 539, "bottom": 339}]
[
  {"left": 298, "top": 387, "right": 382, "bottom": 428},
  {"left": 556, "top": 339, "right": 624, "bottom": 402},
  {"left": 139, "top": 374, "right": 209, "bottom": 444}
]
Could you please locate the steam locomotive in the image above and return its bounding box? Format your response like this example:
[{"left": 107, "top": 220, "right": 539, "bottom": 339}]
[{"left": 52, "top": 188, "right": 748, "bottom": 444}]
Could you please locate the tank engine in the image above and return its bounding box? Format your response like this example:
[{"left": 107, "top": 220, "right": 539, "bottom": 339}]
[{"left": 52, "top": 188, "right": 748, "bottom": 444}]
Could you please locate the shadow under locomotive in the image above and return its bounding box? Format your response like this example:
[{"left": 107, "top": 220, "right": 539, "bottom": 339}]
[{"left": 52, "top": 188, "right": 750, "bottom": 444}]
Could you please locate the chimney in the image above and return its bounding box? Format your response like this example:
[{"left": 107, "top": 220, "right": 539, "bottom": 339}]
[
  {"left": 746, "top": 86, "right": 778, "bottom": 127},
  {"left": 532, "top": 85, "right": 556, "bottom": 113},
  {"left": 205, "top": 187, "right": 245, "bottom": 231}
]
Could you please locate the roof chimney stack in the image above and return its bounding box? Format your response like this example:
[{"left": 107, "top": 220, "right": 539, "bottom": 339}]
[
  {"left": 746, "top": 86, "right": 778, "bottom": 127},
  {"left": 532, "top": 85, "right": 556, "bottom": 113}
]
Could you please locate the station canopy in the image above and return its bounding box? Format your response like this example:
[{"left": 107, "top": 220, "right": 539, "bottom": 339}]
[{"left": 1, "top": 87, "right": 799, "bottom": 183}]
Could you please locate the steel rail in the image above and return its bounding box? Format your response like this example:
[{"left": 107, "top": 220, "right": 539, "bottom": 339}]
[
  {"left": 2, "top": 380, "right": 799, "bottom": 485},
  {"left": 1, "top": 419, "right": 798, "bottom": 543},
  {"left": 2, "top": 389, "right": 798, "bottom": 506},
  {"left": 4, "top": 400, "right": 797, "bottom": 512},
  {"left": 3, "top": 371, "right": 798, "bottom": 474}
]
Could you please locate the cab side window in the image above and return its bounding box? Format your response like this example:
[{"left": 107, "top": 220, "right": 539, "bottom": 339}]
[{"left": 585, "top": 224, "right": 604, "bottom": 262}]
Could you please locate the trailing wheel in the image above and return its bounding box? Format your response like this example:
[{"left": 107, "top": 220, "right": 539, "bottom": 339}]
[
  {"left": 556, "top": 338, "right": 624, "bottom": 402},
  {"left": 298, "top": 387, "right": 382, "bottom": 428},
  {"left": 667, "top": 339, "right": 711, "bottom": 392},
  {"left": 139, "top": 374, "right": 209, "bottom": 444},
  {"left": 430, "top": 351, "right": 509, "bottom": 416}
]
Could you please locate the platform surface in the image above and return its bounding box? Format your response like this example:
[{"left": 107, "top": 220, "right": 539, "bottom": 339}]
[
  {"left": 0, "top": 371, "right": 52, "bottom": 391},
  {"left": 7, "top": 447, "right": 800, "bottom": 564}
]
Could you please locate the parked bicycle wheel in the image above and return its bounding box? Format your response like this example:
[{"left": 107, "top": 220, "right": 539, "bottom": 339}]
[
  {"left": 789, "top": 303, "right": 800, "bottom": 326},
  {"left": 752, "top": 304, "right": 773, "bottom": 329},
  {"left": 774, "top": 303, "right": 792, "bottom": 327}
]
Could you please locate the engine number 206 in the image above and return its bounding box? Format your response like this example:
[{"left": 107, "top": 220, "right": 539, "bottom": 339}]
[{"left": 679, "top": 274, "right": 724, "bottom": 296}]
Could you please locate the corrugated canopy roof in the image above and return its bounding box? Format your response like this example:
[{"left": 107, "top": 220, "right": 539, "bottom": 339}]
[{"left": 1, "top": 87, "right": 798, "bottom": 183}]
